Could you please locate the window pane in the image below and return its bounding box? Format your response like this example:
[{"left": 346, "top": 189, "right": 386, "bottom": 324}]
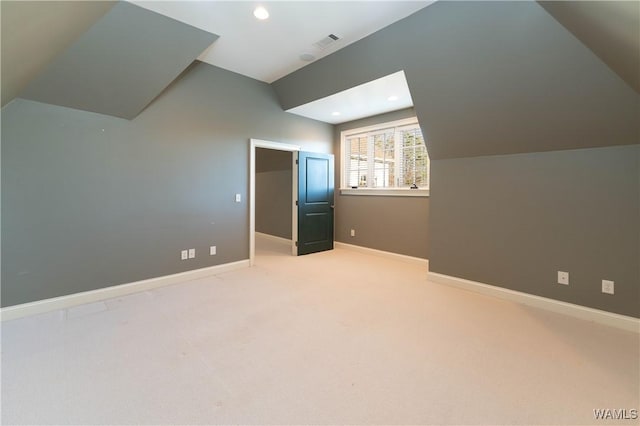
[
  {"left": 399, "top": 128, "right": 428, "bottom": 188},
  {"left": 372, "top": 132, "right": 394, "bottom": 187},
  {"left": 343, "top": 120, "right": 429, "bottom": 190},
  {"left": 346, "top": 136, "right": 368, "bottom": 187}
]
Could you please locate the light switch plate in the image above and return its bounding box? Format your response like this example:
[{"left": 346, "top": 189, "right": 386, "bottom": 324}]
[
  {"left": 210, "top": 246, "right": 216, "bottom": 256},
  {"left": 235, "top": 193, "right": 241, "bottom": 202},
  {"left": 181, "top": 250, "right": 188, "bottom": 260},
  {"left": 188, "top": 248, "right": 195, "bottom": 259}
]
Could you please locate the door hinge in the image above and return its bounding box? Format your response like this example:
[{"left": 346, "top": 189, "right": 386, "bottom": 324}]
[
  {"left": 295, "top": 241, "right": 298, "bottom": 247},
  {"left": 295, "top": 159, "right": 299, "bottom": 165},
  {"left": 295, "top": 200, "right": 298, "bottom": 206}
]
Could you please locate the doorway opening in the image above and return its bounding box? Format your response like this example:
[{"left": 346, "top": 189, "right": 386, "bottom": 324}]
[{"left": 249, "top": 139, "right": 300, "bottom": 266}]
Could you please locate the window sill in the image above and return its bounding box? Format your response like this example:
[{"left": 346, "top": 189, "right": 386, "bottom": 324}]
[{"left": 340, "top": 188, "right": 429, "bottom": 197}]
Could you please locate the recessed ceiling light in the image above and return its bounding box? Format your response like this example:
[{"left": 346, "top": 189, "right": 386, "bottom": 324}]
[
  {"left": 253, "top": 6, "right": 269, "bottom": 20},
  {"left": 331, "top": 111, "right": 341, "bottom": 116},
  {"left": 387, "top": 95, "right": 399, "bottom": 101}
]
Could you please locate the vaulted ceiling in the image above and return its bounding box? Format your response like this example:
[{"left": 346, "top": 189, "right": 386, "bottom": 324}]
[
  {"left": 17, "top": 1, "right": 217, "bottom": 119},
  {"left": 1, "top": 0, "right": 434, "bottom": 116},
  {"left": 273, "top": 1, "right": 638, "bottom": 159},
  {"left": 0, "top": 0, "right": 115, "bottom": 106},
  {"left": 1, "top": 0, "right": 638, "bottom": 131},
  {"left": 130, "top": 0, "right": 433, "bottom": 83}
]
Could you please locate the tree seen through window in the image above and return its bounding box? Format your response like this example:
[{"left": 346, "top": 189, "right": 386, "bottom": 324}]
[{"left": 343, "top": 119, "right": 429, "bottom": 190}]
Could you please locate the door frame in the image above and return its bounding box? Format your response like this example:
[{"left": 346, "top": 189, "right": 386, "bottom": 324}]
[{"left": 249, "top": 139, "right": 300, "bottom": 266}]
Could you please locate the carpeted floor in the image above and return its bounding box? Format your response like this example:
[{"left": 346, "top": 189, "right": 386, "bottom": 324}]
[{"left": 1, "top": 234, "right": 638, "bottom": 424}]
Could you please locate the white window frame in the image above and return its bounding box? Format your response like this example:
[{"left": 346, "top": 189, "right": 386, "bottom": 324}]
[{"left": 340, "top": 117, "right": 429, "bottom": 197}]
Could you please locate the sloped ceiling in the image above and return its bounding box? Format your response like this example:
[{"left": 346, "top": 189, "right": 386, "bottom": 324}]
[
  {"left": 2, "top": 1, "right": 637, "bottom": 133},
  {"left": 539, "top": 1, "right": 639, "bottom": 94},
  {"left": 17, "top": 1, "right": 218, "bottom": 119},
  {"left": 273, "top": 1, "right": 639, "bottom": 160},
  {"left": 130, "top": 0, "right": 433, "bottom": 83},
  {"left": 0, "top": 0, "right": 116, "bottom": 107}
]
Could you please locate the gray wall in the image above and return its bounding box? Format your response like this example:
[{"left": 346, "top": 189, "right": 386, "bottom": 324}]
[
  {"left": 274, "top": 1, "right": 638, "bottom": 160},
  {"left": 335, "top": 108, "right": 428, "bottom": 259},
  {"left": 1, "top": 61, "right": 332, "bottom": 307},
  {"left": 429, "top": 145, "right": 639, "bottom": 318},
  {"left": 256, "top": 148, "right": 292, "bottom": 239},
  {"left": 272, "top": 1, "right": 639, "bottom": 317},
  {"left": 538, "top": 1, "right": 640, "bottom": 93}
]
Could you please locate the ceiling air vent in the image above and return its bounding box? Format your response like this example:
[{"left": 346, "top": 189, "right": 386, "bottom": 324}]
[{"left": 313, "top": 34, "right": 341, "bottom": 50}]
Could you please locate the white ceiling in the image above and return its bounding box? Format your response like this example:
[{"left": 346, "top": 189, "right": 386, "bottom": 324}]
[
  {"left": 129, "top": 1, "right": 432, "bottom": 83},
  {"left": 287, "top": 70, "right": 413, "bottom": 124},
  {"left": 129, "top": 1, "right": 433, "bottom": 123}
]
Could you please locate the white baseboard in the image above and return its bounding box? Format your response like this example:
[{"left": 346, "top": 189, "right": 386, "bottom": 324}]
[
  {"left": 255, "top": 232, "right": 292, "bottom": 245},
  {"left": 335, "top": 242, "right": 428, "bottom": 268},
  {"left": 1, "top": 260, "right": 250, "bottom": 322},
  {"left": 427, "top": 272, "right": 640, "bottom": 333}
]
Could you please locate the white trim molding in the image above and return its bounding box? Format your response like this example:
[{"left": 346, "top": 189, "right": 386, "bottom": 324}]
[
  {"left": 1, "top": 260, "right": 250, "bottom": 322},
  {"left": 427, "top": 272, "right": 640, "bottom": 333},
  {"left": 335, "top": 242, "right": 428, "bottom": 268}
]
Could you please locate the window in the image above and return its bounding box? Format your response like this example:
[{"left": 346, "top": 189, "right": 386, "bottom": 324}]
[{"left": 341, "top": 117, "right": 429, "bottom": 196}]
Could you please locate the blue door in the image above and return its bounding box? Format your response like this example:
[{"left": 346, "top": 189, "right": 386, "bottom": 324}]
[{"left": 297, "top": 152, "right": 334, "bottom": 255}]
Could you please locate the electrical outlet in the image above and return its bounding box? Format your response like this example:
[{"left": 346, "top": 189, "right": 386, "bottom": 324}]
[
  {"left": 350, "top": 229, "right": 355, "bottom": 237},
  {"left": 210, "top": 246, "right": 217, "bottom": 256},
  {"left": 602, "top": 280, "right": 614, "bottom": 295},
  {"left": 557, "top": 271, "right": 569, "bottom": 285},
  {"left": 188, "top": 248, "right": 195, "bottom": 259},
  {"left": 181, "top": 250, "right": 188, "bottom": 260}
]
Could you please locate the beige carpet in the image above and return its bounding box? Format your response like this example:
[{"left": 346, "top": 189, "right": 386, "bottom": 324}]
[{"left": 1, "top": 234, "right": 638, "bottom": 425}]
